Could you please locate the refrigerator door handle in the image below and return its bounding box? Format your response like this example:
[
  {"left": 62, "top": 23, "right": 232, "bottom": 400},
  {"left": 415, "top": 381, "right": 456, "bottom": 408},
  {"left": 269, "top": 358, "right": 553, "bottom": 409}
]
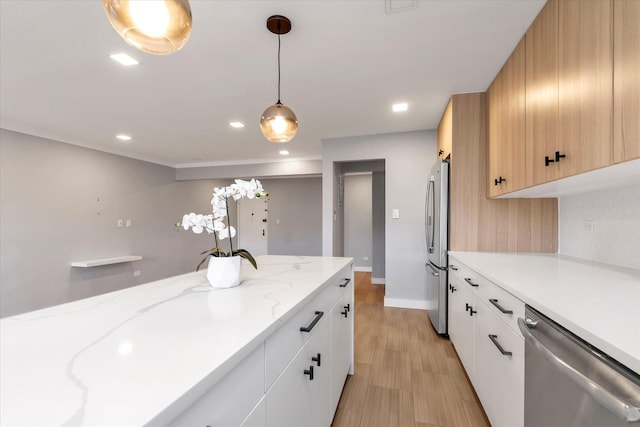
[
  {"left": 425, "top": 178, "right": 435, "bottom": 254},
  {"left": 426, "top": 262, "right": 440, "bottom": 277}
]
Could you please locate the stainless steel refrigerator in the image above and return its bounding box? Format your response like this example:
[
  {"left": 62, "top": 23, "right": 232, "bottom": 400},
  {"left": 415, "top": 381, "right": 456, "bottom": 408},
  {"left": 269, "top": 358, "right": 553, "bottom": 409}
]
[{"left": 425, "top": 159, "right": 449, "bottom": 335}]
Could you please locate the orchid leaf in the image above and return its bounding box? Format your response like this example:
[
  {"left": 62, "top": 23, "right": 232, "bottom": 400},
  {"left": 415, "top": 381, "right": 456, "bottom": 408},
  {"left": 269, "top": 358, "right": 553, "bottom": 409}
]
[
  {"left": 196, "top": 255, "right": 209, "bottom": 272},
  {"left": 233, "top": 249, "right": 258, "bottom": 269}
]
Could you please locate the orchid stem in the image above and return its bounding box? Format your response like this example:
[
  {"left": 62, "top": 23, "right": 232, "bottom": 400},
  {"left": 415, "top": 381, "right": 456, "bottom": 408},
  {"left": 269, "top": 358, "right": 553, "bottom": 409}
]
[{"left": 226, "top": 195, "right": 234, "bottom": 255}]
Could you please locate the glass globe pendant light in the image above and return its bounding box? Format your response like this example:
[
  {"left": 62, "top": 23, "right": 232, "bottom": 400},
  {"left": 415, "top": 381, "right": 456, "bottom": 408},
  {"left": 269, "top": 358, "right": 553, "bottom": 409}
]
[
  {"left": 103, "top": 0, "right": 192, "bottom": 55},
  {"left": 260, "top": 15, "right": 298, "bottom": 143}
]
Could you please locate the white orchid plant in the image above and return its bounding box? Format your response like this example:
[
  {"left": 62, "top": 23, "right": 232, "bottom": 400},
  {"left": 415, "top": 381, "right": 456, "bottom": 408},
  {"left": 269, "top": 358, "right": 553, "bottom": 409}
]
[{"left": 179, "top": 179, "right": 267, "bottom": 271}]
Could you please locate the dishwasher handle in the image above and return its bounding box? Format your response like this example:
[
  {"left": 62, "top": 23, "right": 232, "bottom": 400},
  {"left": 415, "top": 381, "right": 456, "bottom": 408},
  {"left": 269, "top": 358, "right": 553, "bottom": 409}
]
[{"left": 518, "top": 318, "right": 640, "bottom": 423}]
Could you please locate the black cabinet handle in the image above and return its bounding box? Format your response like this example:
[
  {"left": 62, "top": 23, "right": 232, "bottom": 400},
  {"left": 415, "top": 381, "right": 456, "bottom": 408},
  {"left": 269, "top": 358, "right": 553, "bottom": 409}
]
[
  {"left": 339, "top": 278, "right": 351, "bottom": 288},
  {"left": 438, "top": 149, "right": 444, "bottom": 157},
  {"left": 341, "top": 308, "right": 348, "bottom": 318},
  {"left": 545, "top": 156, "right": 554, "bottom": 166},
  {"left": 300, "top": 311, "right": 324, "bottom": 332},
  {"left": 464, "top": 277, "right": 479, "bottom": 287},
  {"left": 304, "top": 366, "right": 314, "bottom": 380},
  {"left": 449, "top": 265, "right": 458, "bottom": 271},
  {"left": 450, "top": 284, "right": 457, "bottom": 293},
  {"left": 312, "top": 353, "right": 321, "bottom": 367},
  {"left": 489, "top": 298, "right": 513, "bottom": 314},
  {"left": 555, "top": 151, "right": 566, "bottom": 162},
  {"left": 469, "top": 307, "right": 477, "bottom": 316},
  {"left": 345, "top": 303, "right": 350, "bottom": 312},
  {"left": 489, "top": 334, "right": 512, "bottom": 356},
  {"left": 465, "top": 303, "right": 471, "bottom": 311},
  {"left": 494, "top": 176, "right": 506, "bottom": 185}
]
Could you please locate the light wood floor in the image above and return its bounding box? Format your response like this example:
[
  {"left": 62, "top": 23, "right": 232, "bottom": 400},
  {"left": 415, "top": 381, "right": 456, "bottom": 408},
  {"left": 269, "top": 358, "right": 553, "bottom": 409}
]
[{"left": 331, "top": 272, "right": 491, "bottom": 427}]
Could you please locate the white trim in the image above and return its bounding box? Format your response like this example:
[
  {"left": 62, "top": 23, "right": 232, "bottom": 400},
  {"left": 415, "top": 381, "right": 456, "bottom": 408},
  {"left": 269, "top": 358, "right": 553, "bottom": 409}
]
[
  {"left": 371, "top": 277, "right": 385, "bottom": 285},
  {"left": 343, "top": 171, "right": 373, "bottom": 176},
  {"left": 353, "top": 266, "right": 372, "bottom": 272},
  {"left": 384, "top": 297, "right": 431, "bottom": 310}
]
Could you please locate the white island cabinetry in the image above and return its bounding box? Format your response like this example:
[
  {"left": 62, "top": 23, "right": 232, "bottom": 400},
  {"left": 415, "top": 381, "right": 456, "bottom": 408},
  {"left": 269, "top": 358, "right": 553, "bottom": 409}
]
[{"left": 0, "top": 256, "right": 353, "bottom": 427}]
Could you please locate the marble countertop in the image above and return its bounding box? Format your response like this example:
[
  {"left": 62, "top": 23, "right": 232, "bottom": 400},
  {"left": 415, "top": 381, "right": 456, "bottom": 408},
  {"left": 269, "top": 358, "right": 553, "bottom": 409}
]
[
  {"left": 0, "top": 255, "right": 353, "bottom": 426},
  {"left": 448, "top": 251, "right": 640, "bottom": 374}
]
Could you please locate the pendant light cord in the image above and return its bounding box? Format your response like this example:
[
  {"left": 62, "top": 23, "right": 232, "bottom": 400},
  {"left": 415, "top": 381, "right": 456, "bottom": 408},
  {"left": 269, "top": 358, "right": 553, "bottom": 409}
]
[{"left": 277, "top": 33, "right": 281, "bottom": 104}]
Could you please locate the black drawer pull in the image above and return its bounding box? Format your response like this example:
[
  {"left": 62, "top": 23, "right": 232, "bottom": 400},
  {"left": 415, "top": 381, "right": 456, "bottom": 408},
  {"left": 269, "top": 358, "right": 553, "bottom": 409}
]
[
  {"left": 469, "top": 307, "right": 477, "bottom": 316},
  {"left": 304, "top": 365, "right": 314, "bottom": 380},
  {"left": 464, "top": 277, "right": 479, "bottom": 287},
  {"left": 450, "top": 284, "right": 457, "bottom": 293},
  {"left": 465, "top": 303, "right": 471, "bottom": 311},
  {"left": 555, "top": 151, "right": 566, "bottom": 162},
  {"left": 300, "top": 311, "right": 324, "bottom": 332},
  {"left": 339, "top": 278, "right": 351, "bottom": 288},
  {"left": 345, "top": 303, "right": 350, "bottom": 312},
  {"left": 489, "top": 298, "right": 513, "bottom": 314},
  {"left": 494, "top": 176, "right": 506, "bottom": 185},
  {"left": 489, "top": 334, "right": 512, "bottom": 356},
  {"left": 449, "top": 265, "right": 458, "bottom": 271},
  {"left": 312, "top": 353, "right": 321, "bottom": 367},
  {"left": 545, "top": 155, "right": 554, "bottom": 166},
  {"left": 341, "top": 308, "right": 348, "bottom": 318}
]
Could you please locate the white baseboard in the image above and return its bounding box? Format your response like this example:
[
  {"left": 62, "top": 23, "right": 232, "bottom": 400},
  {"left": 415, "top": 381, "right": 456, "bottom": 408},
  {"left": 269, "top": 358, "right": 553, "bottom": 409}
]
[
  {"left": 384, "top": 297, "right": 432, "bottom": 310},
  {"left": 371, "top": 277, "right": 385, "bottom": 285},
  {"left": 353, "top": 266, "right": 372, "bottom": 272}
]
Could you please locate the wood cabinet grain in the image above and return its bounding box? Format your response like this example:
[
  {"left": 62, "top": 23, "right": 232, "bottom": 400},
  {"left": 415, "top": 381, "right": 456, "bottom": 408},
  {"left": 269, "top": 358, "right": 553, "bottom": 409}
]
[
  {"left": 488, "top": 39, "right": 526, "bottom": 196},
  {"left": 558, "top": 0, "right": 613, "bottom": 177},
  {"left": 448, "top": 93, "right": 557, "bottom": 253},
  {"left": 525, "top": 0, "right": 559, "bottom": 187},
  {"left": 614, "top": 0, "right": 640, "bottom": 162}
]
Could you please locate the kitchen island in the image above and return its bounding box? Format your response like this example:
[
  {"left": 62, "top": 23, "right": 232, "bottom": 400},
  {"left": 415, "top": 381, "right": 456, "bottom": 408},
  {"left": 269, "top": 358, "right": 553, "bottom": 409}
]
[{"left": 0, "top": 255, "right": 354, "bottom": 426}]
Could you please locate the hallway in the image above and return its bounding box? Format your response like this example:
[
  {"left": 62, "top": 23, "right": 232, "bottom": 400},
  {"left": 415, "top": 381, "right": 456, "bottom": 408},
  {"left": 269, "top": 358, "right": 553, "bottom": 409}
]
[{"left": 332, "top": 272, "right": 490, "bottom": 427}]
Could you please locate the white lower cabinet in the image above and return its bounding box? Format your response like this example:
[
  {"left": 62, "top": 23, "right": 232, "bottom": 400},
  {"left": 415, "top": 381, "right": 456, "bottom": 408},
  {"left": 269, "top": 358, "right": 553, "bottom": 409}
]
[
  {"left": 448, "top": 258, "right": 525, "bottom": 427},
  {"left": 169, "top": 265, "right": 354, "bottom": 427},
  {"left": 266, "top": 314, "right": 331, "bottom": 427},
  {"left": 330, "top": 280, "right": 354, "bottom": 416}
]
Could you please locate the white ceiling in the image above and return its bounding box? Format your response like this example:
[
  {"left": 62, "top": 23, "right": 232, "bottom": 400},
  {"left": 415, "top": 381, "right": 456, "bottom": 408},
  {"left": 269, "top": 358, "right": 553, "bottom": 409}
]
[{"left": 0, "top": 0, "right": 545, "bottom": 167}]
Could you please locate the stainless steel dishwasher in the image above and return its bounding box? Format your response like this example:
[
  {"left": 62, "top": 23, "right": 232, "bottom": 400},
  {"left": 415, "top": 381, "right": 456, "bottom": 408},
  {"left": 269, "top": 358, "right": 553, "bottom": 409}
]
[{"left": 518, "top": 306, "right": 640, "bottom": 426}]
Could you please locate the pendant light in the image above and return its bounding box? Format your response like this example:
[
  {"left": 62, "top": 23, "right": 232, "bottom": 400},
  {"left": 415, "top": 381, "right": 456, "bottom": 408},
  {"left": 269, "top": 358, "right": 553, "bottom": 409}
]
[
  {"left": 103, "top": 0, "right": 192, "bottom": 55},
  {"left": 260, "top": 15, "right": 298, "bottom": 143}
]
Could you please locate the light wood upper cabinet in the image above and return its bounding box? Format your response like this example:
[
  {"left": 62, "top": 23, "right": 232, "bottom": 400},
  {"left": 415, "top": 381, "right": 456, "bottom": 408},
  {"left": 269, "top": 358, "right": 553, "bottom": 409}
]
[
  {"left": 488, "top": 38, "right": 526, "bottom": 197},
  {"left": 614, "top": 0, "right": 640, "bottom": 162},
  {"left": 558, "top": 0, "right": 613, "bottom": 177},
  {"left": 436, "top": 99, "right": 452, "bottom": 160},
  {"left": 525, "top": 0, "right": 559, "bottom": 187}
]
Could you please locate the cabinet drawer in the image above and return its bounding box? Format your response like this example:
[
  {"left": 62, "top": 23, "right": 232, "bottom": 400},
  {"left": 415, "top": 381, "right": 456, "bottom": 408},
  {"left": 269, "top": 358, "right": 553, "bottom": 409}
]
[
  {"left": 265, "top": 273, "right": 349, "bottom": 389},
  {"left": 475, "top": 302, "right": 524, "bottom": 427},
  {"left": 448, "top": 262, "right": 492, "bottom": 298},
  {"left": 168, "top": 343, "right": 265, "bottom": 427},
  {"left": 480, "top": 282, "right": 524, "bottom": 335}
]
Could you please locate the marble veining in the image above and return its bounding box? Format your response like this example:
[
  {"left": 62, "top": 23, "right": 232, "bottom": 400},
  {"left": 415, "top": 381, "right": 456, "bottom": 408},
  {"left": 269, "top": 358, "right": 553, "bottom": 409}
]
[{"left": 0, "top": 255, "right": 352, "bottom": 426}]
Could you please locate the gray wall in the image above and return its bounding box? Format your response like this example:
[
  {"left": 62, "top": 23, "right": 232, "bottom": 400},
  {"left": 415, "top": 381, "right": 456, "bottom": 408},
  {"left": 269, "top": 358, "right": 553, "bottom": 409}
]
[
  {"left": 344, "top": 174, "right": 372, "bottom": 270},
  {"left": 0, "top": 129, "right": 226, "bottom": 318},
  {"left": 322, "top": 130, "right": 436, "bottom": 308},
  {"left": 176, "top": 160, "right": 322, "bottom": 181},
  {"left": 261, "top": 177, "right": 322, "bottom": 256},
  {"left": 372, "top": 171, "right": 386, "bottom": 281},
  {"left": 558, "top": 183, "right": 640, "bottom": 270}
]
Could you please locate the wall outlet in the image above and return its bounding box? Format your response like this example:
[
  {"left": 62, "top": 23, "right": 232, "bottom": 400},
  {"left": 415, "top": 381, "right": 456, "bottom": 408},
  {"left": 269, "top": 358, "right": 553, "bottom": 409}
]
[
  {"left": 582, "top": 220, "right": 596, "bottom": 232},
  {"left": 133, "top": 270, "right": 141, "bottom": 277},
  {"left": 363, "top": 256, "right": 369, "bottom": 261},
  {"left": 117, "top": 219, "right": 123, "bottom": 228},
  {"left": 126, "top": 219, "right": 132, "bottom": 228}
]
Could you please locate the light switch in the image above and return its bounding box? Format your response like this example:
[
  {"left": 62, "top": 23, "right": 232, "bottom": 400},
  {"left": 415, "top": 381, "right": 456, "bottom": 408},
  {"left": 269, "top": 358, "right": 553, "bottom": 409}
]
[
  {"left": 117, "top": 219, "right": 123, "bottom": 228},
  {"left": 392, "top": 209, "right": 399, "bottom": 219},
  {"left": 126, "top": 219, "right": 132, "bottom": 228}
]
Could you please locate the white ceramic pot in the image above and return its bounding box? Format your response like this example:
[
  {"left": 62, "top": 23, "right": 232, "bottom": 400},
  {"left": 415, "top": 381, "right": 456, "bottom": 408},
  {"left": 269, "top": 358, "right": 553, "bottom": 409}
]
[{"left": 206, "top": 256, "right": 242, "bottom": 288}]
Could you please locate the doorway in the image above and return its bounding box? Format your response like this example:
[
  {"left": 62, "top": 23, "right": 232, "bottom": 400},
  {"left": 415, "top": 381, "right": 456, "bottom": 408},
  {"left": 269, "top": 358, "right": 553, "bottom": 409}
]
[{"left": 237, "top": 197, "right": 268, "bottom": 256}]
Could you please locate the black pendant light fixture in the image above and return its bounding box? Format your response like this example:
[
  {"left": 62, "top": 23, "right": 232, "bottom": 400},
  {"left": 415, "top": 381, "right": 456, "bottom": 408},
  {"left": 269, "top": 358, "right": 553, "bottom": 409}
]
[
  {"left": 103, "top": 0, "right": 192, "bottom": 55},
  {"left": 260, "top": 15, "right": 298, "bottom": 143}
]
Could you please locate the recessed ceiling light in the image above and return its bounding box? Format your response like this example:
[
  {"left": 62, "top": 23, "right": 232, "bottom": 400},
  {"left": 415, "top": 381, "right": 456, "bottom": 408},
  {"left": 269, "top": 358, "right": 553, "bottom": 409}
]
[
  {"left": 279, "top": 150, "right": 289, "bottom": 155},
  {"left": 392, "top": 102, "right": 408, "bottom": 112},
  {"left": 229, "top": 122, "right": 245, "bottom": 128},
  {"left": 110, "top": 53, "right": 139, "bottom": 66},
  {"left": 116, "top": 134, "right": 132, "bottom": 141}
]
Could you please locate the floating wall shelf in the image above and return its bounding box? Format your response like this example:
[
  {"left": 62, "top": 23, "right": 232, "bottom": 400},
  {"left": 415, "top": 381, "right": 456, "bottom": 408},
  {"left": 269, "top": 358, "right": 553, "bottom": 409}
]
[{"left": 71, "top": 256, "right": 142, "bottom": 268}]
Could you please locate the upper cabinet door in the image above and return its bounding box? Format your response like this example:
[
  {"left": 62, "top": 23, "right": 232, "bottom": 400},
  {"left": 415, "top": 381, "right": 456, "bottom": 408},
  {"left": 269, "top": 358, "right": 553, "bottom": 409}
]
[
  {"left": 525, "top": 0, "right": 559, "bottom": 187},
  {"left": 614, "top": 0, "right": 640, "bottom": 162},
  {"left": 437, "top": 98, "right": 453, "bottom": 160},
  {"left": 488, "top": 38, "right": 526, "bottom": 197},
  {"left": 558, "top": 0, "right": 613, "bottom": 177}
]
